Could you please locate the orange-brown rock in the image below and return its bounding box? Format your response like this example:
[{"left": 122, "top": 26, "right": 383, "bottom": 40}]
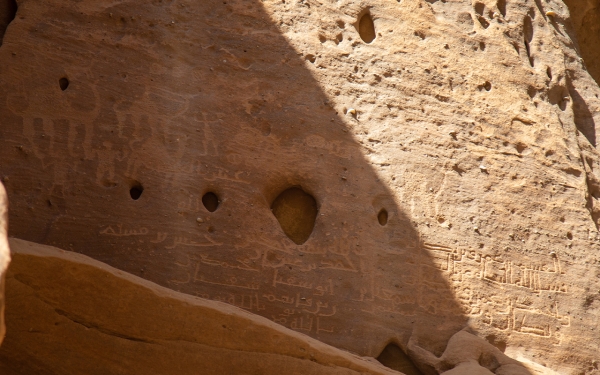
[
  {"left": 0, "top": 0, "right": 598, "bottom": 373},
  {"left": 0, "top": 238, "right": 399, "bottom": 375}
]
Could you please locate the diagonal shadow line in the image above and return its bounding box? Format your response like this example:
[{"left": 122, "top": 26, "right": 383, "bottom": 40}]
[{"left": 0, "top": 0, "right": 536, "bottom": 374}]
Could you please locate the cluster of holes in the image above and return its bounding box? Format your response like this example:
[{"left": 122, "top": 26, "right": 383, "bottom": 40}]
[
  {"left": 474, "top": 3, "right": 492, "bottom": 29},
  {"left": 123, "top": 184, "right": 389, "bottom": 245},
  {"left": 128, "top": 182, "right": 221, "bottom": 212},
  {"left": 478, "top": 81, "right": 492, "bottom": 91}
]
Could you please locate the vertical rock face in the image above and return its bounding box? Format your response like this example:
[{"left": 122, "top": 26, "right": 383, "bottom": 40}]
[
  {"left": 0, "top": 183, "right": 8, "bottom": 346},
  {"left": 0, "top": 0, "right": 598, "bottom": 373}
]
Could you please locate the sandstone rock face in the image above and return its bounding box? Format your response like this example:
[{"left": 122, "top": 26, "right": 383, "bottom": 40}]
[
  {"left": 0, "top": 183, "right": 9, "bottom": 346},
  {"left": 0, "top": 238, "right": 398, "bottom": 375},
  {"left": 0, "top": 0, "right": 599, "bottom": 373}
]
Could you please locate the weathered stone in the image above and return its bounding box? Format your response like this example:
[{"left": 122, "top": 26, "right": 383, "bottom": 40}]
[
  {"left": 0, "top": 0, "right": 598, "bottom": 373},
  {"left": 0, "top": 238, "right": 397, "bottom": 375},
  {"left": 0, "top": 183, "right": 9, "bottom": 346}
]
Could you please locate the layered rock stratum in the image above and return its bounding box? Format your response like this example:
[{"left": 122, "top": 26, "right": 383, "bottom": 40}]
[
  {"left": 0, "top": 238, "right": 401, "bottom": 375},
  {"left": 0, "top": 0, "right": 599, "bottom": 373}
]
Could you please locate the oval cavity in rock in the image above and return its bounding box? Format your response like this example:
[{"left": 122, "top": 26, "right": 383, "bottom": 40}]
[
  {"left": 358, "top": 12, "right": 376, "bottom": 43},
  {"left": 271, "top": 187, "right": 317, "bottom": 245},
  {"left": 129, "top": 183, "right": 143, "bottom": 200},
  {"left": 378, "top": 208, "right": 388, "bottom": 226},
  {"left": 202, "top": 192, "right": 219, "bottom": 212},
  {"left": 59, "top": 77, "right": 69, "bottom": 91}
]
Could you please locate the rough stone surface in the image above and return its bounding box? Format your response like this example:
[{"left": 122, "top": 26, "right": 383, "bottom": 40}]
[
  {"left": 0, "top": 238, "right": 398, "bottom": 375},
  {"left": 0, "top": 0, "right": 599, "bottom": 373},
  {"left": 0, "top": 183, "right": 8, "bottom": 346}
]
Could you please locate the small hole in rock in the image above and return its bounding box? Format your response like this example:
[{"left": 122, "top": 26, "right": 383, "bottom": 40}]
[
  {"left": 377, "top": 343, "right": 424, "bottom": 375},
  {"left": 479, "top": 41, "right": 486, "bottom": 51},
  {"left": 271, "top": 187, "right": 318, "bottom": 245},
  {"left": 378, "top": 208, "right": 388, "bottom": 226},
  {"left": 202, "top": 192, "right": 220, "bottom": 212},
  {"left": 567, "top": 232, "right": 573, "bottom": 240},
  {"left": 129, "top": 183, "right": 143, "bottom": 200},
  {"left": 305, "top": 54, "right": 316, "bottom": 63},
  {"left": 546, "top": 66, "right": 552, "bottom": 79},
  {"left": 59, "top": 77, "right": 69, "bottom": 91},
  {"left": 358, "top": 12, "right": 376, "bottom": 43},
  {"left": 474, "top": 2, "right": 485, "bottom": 15},
  {"left": 477, "top": 16, "right": 490, "bottom": 29},
  {"left": 483, "top": 81, "right": 492, "bottom": 91}
]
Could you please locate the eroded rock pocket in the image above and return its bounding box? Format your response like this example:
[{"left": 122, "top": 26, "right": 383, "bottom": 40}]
[
  {"left": 129, "top": 182, "right": 143, "bottom": 200},
  {"left": 271, "top": 187, "right": 317, "bottom": 245},
  {"left": 358, "top": 12, "right": 376, "bottom": 43},
  {"left": 202, "top": 192, "right": 220, "bottom": 212},
  {"left": 377, "top": 343, "right": 423, "bottom": 375}
]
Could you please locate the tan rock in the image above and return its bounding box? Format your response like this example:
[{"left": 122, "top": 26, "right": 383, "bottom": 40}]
[
  {"left": 0, "top": 238, "right": 398, "bottom": 375},
  {"left": 0, "top": 0, "right": 598, "bottom": 373},
  {"left": 408, "top": 330, "right": 529, "bottom": 375}
]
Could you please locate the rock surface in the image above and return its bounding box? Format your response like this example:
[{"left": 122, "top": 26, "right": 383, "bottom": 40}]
[
  {"left": 0, "top": 183, "right": 9, "bottom": 346},
  {"left": 0, "top": 238, "right": 398, "bottom": 375},
  {"left": 0, "top": 0, "right": 598, "bottom": 373}
]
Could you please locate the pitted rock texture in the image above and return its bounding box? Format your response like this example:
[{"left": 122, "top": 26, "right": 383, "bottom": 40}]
[
  {"left": 0, "top": 0, "right": 599, "bottom": 373},
  {"left": 0, "top": 238, "right": 398, "bottom": 375}
]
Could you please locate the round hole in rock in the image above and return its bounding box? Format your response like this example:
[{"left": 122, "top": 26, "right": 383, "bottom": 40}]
[
  {"left": 202, "top": 192, "right": 219, "bottom": 212},
  {"left": 129, "top": 183, "right": 143, "bottom": 200},
  {"left": 59, "top": 77, "right": 69, "bottom": 91},
  {"left": 271, "top": 187, "right": 317, "bottom": 245},
  {"left": 378, "top": 208, "right": 388, "bottom": 226},
  {"left": 377, "top": 343, "right": 423, "bottom": 375},
  {"left": 483, "top": 81, "right": 492, "bottom": 91},
  {"left": 358, "top": 12, "right": 376, "bottom": 43}
]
